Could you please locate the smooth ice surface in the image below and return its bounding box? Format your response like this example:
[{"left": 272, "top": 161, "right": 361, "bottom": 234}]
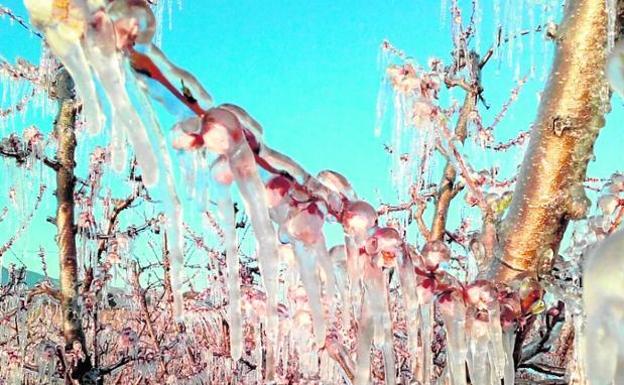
[{"left": 583, "top": 230, "right": 624, "bottom": 385}]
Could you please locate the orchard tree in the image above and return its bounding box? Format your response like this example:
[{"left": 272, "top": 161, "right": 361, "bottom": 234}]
[{"left": 0, "top": 1, "right": 623, "bottom": 385}]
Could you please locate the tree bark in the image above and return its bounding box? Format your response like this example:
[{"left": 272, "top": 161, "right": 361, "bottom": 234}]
[
  {"left": 52, "top": 69, "right": 93, "bottom": 383},
  {"left": 489, "top": 0, "right": 610, "bottom": 282}
]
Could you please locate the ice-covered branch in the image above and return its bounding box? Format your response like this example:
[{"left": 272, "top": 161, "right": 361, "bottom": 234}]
[
  {"left": 0, "top": 4, "right": 42, "bottom": 38},
  {"left": 430, "top": 51, "right": 480, "bottom": 242}
]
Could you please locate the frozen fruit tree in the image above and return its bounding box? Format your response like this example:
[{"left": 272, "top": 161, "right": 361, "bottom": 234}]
[{"left": 1, "top": 0, "right": 624, "bottom": 384}]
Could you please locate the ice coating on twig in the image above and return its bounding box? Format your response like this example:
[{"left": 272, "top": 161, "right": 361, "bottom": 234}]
[{"left": 317, "top": 169, "right": 357, "bottom": 201}]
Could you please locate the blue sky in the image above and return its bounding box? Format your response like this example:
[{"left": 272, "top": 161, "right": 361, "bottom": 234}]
[{"left": 0, "top": 0, "right": 623, "bottom": 278}]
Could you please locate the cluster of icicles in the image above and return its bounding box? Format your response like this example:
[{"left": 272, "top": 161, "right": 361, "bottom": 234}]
[{"left": 20, "top": 1, "right": 551, "bottom": 384}]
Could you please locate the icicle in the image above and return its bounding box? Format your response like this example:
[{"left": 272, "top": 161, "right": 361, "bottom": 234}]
[
  {"left": 569, "top": 314, "right": 588, "bottom": 385},
  {"left": 133, "top": 77, "right": 187, "bottom": 319},
  {"left": 354, "top": 298, "right": 374, "bottom": 385},
  {"left": 487, "top": 302, "right": 506, "bottom": 380},
  {"left": 81, "top": 11, "right": 159, "bottom": 185},
  {"left": 292, "top": 240, "right": 327, "bottom": 347},
  {"left": 467, "top": 313, "right": 490, "bottom": 385},
  {"left": 254, "top": 325, "right": 264, "bottom": 384},
  {"left": 259, "top": 145, "right": 312, "bottom": 184},
  {"left": 310, "top": 237, "right": 338, "bottom": 307},
  {"left": 329, "top": 244, "right": 352, "bottom": 331},
  {"left": 228, "top": 143, "right": 280, "bottom": 379},
  {"left": 502, "top": 329, "right": 515, "bottom": 385},
  {"left": 364, "top": 227, "right": 402, "bottom": 385},
  {"left": 397, "top": 250, "right": 420, "bottom": 376},
  {"left": 439, "top": 292, "right": 468, "bottom": 385},
  {"left": 23, "top": 0, "right": 105, "bottom": 133},
  {"left": 420, "top": 298, "right": 434, "bottom": 385},
  {"left": 375, "top": 44, "right": 390, "bottom": 138},
  {"left": 374, "top": 268, "right": 396, "bottom": 385},
  {"left": 329, "top": 245, "right": 348, "bottom": 301},
  {"left": 211, "top": 157, "right": 243, "bottom": 361}
]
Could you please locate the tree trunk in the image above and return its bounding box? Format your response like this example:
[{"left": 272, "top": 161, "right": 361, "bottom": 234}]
[
  {"left": 489, "top": 0, "right": 610, "bottom": 282},
  {"left": 52, "top": 69, "right": 93, "bottom": 383}
]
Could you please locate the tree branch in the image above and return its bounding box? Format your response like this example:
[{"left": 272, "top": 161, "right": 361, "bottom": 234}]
[{"left": 430, "top": 52, "right": 480, "bottom": 241}]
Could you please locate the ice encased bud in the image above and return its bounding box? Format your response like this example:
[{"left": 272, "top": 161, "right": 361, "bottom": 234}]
[
  {"left": 420, "top": 240, "right": 450, "bottom": 270},
  {"left": 172, "top": 116, "right": 202, "bottom": 150},
  {"left": 610, "top": 173, "right": 624, "bottom": 192},
  {"left": 107, "top": 0, "right": 156, "bottom": 46},
  {"left": 286, "top": 203, "right": 325, "bottom": 244},
  {"left": 512, "top": 274, "right": 543, "bottom": 314},
  {"left": 265, "top": 176, "right": 292, "bottom": 209},
  {"left": 465, "top": 280, "right": 496, "bottom": 309},
  {"left": 200, "top": 107, "right": 244, "bottom": 155},
  {"left": 342, "top": 200, "right": 377, "bottom": 237},
  {"left": 598, "top": 194, "right": 619, "bottom": 216},
  {"left": 365, "top": 227, "right": 402, "bottom": 267}
]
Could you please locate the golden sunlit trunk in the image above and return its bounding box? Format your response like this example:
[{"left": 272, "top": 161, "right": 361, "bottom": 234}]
[{"left": 490, "top": 0, "right": 610, "bottom": 282}]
